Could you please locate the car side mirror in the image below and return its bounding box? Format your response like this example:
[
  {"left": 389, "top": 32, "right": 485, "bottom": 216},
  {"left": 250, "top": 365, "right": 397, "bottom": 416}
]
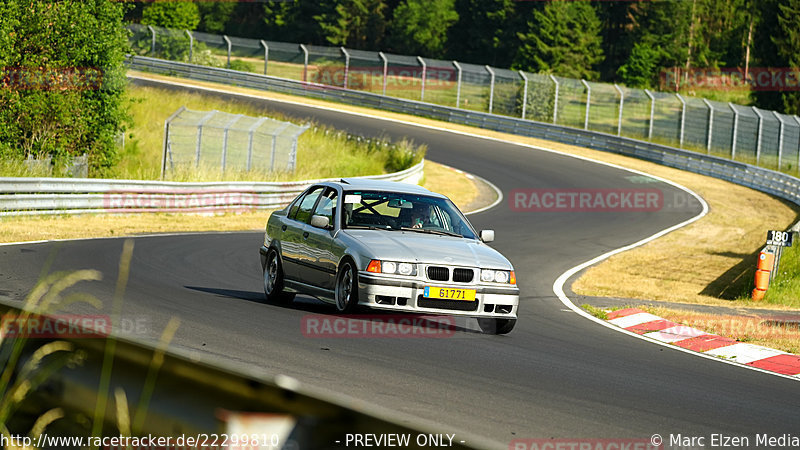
[
  {"left": 311, "top": 215, "right": 331, "bottom": 229},
  {"left": 480, "top": 229, "right": 495, "bottom": 243}
]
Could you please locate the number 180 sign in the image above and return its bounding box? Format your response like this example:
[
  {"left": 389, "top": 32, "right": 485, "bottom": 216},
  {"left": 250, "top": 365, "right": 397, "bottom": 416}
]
[{"left": 766, "top": 230, "right": 794, "bottom": 247}]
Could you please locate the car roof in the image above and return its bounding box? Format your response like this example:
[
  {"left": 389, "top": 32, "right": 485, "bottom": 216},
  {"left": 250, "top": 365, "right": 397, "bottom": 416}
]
[{"left": 335, "top": 178, "right": 443, "bottom": 197}]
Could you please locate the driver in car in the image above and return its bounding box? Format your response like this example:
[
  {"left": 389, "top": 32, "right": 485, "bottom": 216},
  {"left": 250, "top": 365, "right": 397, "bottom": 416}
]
[{"left": 409, "top": 203, "right": 433, "bottom": 228}]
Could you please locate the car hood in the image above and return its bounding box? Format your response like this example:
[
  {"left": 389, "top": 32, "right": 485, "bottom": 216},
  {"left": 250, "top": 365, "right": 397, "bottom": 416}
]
[{"left": 343, "top": 229, "right": 512, "bottom": 269}]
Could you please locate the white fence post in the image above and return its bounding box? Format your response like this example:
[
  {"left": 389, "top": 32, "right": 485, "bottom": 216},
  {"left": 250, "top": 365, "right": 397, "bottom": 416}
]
[
  {"left": 614, "top": 84, "right": 624, "bottom": 136},
  {"left": 730, "top": 103, "right": 739, "bottom": 159},
  {"left": 221, "top": 115, "right": 243, "bottom": 173},
  {"left": 246, "top": 117, "right": 268, "bottom": 171},
  {"left": 519, "top": 71, "right": 529, "bottom": 120},
  {"left": 645, "top": 89, "right": 655, "bottom": 140},
  {"left": 300, "top": 44, "right": 309, "bottom": 82},
  {"left": 162, "top": 106, "right": 187, "bottom": 180},
  {"left": 550, "top": 75, "right": 559, "bottom": 124},
  {"left": 379, "top": 52, "right": 388, "bottom": 96},
  {"left": 703, "top": 99, "right": 714, "bottom": 154},
  {"left": 486, "top": 65, "right": 496, "bottom": 114},
  {"left": 453, "top": 61, "right": 463, "bottom": 109},
  {"left": 223, "top": 35, "right": 232, "bottom": 69},
  {"left": 581, "top": 79, "right": 591, "bottom": 130},
  {"left": 260, "top": 40, "right": 269, "bottom": 75},
  {"left": 340, "top": 47, "right": 350, "bottom": 88},
  {"left": 185, "top": 30, "right": 193, "bottom": 63},
  {"left": 417, "top": 56, "right": 427, "bottom": 102},
  {"left": 676, "top": 94, "right": 686, "bottom": 148},
  {"left": 148, "top": 25, "right": 156, "bottom": 54},
  {"left": 753, "top": 107, "right": 764, "bottom": 165},
  {"left": 195, "top": 111, "right": 217, "bottom": 169}
]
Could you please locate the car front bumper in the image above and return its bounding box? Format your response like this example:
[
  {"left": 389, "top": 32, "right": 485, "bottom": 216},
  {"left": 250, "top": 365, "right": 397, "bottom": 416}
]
[{"left": 358, "top": 272, "right": 519, "bottom": 319}]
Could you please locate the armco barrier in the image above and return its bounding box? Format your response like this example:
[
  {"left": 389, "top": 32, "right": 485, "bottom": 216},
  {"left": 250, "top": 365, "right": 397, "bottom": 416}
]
[
  {"left": 0, "top": 160, "right": 423, "bottom": 216},
  {"left": 127, "top": 55, "right": 800, "bottom": 209}
]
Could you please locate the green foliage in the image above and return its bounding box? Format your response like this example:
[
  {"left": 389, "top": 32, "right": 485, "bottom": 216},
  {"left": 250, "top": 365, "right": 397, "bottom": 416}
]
[
  {"left": 314, "top": 0, "right": 387, "bottom": 49},
  {"left": 774, "top": 0, "right": 800, "bottom": 115},
  {"left": 0, "top": 0, "right": 130, "bottom": 173},
  {"left": 617, "top": 43, "right": 663, "bottom": 88},
  {"left": 514, "top": 0, "right": 604, "bottom": 80},
  {"left": 197, "top": 1, "right": 236, "bottom": 34},
  {"left": 447, "top": 0, "right": 518, "bottom": 67},
  {"left": 141, "top": 2, "right": 200, "bottom": 31},
  {"left": 388, "top": 0, "right": 458, "bottom": 57},
  {"left": 228, "top": 59, "right": 255, "bottom": 73}
]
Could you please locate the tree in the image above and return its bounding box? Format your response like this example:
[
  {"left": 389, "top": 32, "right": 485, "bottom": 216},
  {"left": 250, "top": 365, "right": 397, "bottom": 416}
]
[
  {"left": 0, "top": 0, "right": 130, "bottom": 172},
  {"left": 514, "top": 0, "right": 604, "bottom": 80},
  {"left": 141, "top": 1, "right": 200, "bottom": 31},
  {"left": 617, "top": 42, "right": 663, "bottom": 88},
  {"left": 446, "top": 0, "right": 518, "bottom": 67},
  {"left": 314, "top": 0, "right": 387, "bottom": 49},
  {"left": 773, "top": 0, "right": 800, "bottom": 114},
  {"left": 388, "top": 0, "right": 458, "bottom": 56},
  {"left": 197, "top": 1, "right": 236, "bottom": 34}
]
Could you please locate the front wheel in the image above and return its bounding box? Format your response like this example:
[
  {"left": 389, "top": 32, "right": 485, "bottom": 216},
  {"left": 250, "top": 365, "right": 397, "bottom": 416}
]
[
  {"left": 477, "top": 318, "right": 516, "bottom": 335},
  {"left": 264, "top": 248, "right": 295, "bottom": 304},
  {"left": 335, "top": 260, "right": 359, "bottom": 313}
]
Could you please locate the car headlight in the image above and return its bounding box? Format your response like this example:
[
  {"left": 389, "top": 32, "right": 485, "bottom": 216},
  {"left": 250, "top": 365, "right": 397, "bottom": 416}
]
[
  {"left": 367, "top": 260, "right": 417, "bottom": 276},
  {"left": 481, "top": 269, "right": 515, "bottom": 284}
]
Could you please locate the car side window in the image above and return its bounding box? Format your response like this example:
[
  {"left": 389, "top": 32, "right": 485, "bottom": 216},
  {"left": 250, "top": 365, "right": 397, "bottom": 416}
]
[
  {"left": 292, "top": 186, "right": 324, "bottom": 224},
  {"left": 313, "top": 188, "right": 337, "bottom": 225}
]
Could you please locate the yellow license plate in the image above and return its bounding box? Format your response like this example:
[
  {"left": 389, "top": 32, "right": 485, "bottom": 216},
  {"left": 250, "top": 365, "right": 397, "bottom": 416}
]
[{"left": 424, "top": 286, "right": 476, "bottom": 301}]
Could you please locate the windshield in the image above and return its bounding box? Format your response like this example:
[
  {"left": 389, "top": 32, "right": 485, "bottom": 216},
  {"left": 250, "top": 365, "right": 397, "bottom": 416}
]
[{"left": 341, "top": 190, "right": 478, "bottom": 239}]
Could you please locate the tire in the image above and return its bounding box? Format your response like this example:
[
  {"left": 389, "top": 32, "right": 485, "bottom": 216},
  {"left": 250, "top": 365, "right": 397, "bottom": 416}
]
[
  {"left": 263, "top": 248, "right": 295, "bottom": 304},
  {"left": 477, "top": 318, "right": 516, "bottom": 335},
  {"left": 335, "top": 260, "right": 359, "bottom": 313}
]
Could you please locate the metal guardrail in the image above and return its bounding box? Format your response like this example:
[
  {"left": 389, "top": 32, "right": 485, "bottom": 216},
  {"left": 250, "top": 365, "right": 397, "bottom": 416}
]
[
  {"left": 0, "top": 160, "right": 424, "bottom": 216},
  {"left": 127, "top": 56, "right": 800, "bottom": 209}
]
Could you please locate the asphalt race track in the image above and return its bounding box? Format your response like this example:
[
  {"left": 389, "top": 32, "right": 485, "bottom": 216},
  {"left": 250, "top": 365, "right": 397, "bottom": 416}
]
[{"left": 2, "top": 78, "right": 799, "bottom": 448}]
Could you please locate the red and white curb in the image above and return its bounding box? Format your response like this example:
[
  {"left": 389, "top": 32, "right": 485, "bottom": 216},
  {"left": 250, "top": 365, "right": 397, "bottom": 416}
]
[{"left": 606, "top": 308, "right": 800, "bottom": 377}]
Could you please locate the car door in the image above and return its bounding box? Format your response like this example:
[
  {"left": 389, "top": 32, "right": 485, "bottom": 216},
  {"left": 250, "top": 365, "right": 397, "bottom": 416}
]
[
  {"left": 281, "top": 186, "right": 324, "bottom": 282},
  {"left": 301, "top": 188, "right": 339, "bottom": 290}
]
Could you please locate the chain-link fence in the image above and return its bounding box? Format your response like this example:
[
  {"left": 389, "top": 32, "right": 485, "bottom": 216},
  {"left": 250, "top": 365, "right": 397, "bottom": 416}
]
[
  {"left": 129, "top": 24, "right": 800, "bottom": 175},
  {"left": 163, "top": 107, "right": 309, "bottom": 179}
]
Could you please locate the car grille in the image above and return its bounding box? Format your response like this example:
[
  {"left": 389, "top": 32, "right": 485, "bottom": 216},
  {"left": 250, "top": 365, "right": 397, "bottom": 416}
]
[
  {"left": 427, "top": 266, "right": 449, "bottom": 281},
  {"left": 418, "top": 296, "right": 479, "bottom": 312},
  {"left": 453, "top": 268, "right": 474, "bottom": 283}
]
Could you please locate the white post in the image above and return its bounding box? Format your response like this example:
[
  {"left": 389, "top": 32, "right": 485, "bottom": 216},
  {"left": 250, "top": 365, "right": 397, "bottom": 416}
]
[
  {"left": 773, "top": 111, "right": 785, "bottom": 170},
  {"left": 550, "top": 74, "right": 559, "bottom": 124},
  {"left": 185, "top": 30, "right": 193, "bottom": 63},
  {"left": 676, "top": 93, "right": 686, "bottom": 148},
  {"left": 300, "top": 44, "right": 309, "bottom": 82},
  {"left": 260, "top": 40, "right": 269, "bottom": 75},
  {"left": 645, "top": 89, "right": 655, "bottom": 140},
  {"left": 246, "top": 117, "right": 268, "bottom": 171},
  {"left": 752, "top": 107, "right": 765, "bottom": 165},
  {"left": 340, "top": 47, "right": 350, "bottom": 88},
  {"left": 614, "top": 84, "right": 624, "bottom": 136},
  {"left": 486, "top": 65, "right": 496, "bottom": 114},
  {"left": 162, "top": 106, "right": 186, "bottom": 180},
  {"left": 703, "top": 99, "right": 714, "bottom": 154},
  {"left": 730, "top": 103, "right": 739, "bottom": 159},
  {"left": 271, "top": 123, "right": 291, "bottom": 172},
  {"left": 221, "top": 114, "right": 243, "bottom": 173},
  {"left": 417, "top": 56, "right": 427, "bottom": 102},
  {"left": 794, "top": 116, "right": 800, "bottom": 175},
  {"left": 453, "top": 61, "right": 463, "bottom": 108},
  {"left": 147, "top": 25, "right": 156, "bottom": 54},
  {"left": 581, "top": 79, "right": 591, "bottom": 130},
  {"left": 223, "top": 35, "right": 232, "bottom": 69},
  {"left": 379, "top": 52, "right": 388, "bottom": 96},
  {"left": 195, "top": 110, "right": 217, "bottom": 169},
  {"left": 519, "top": 71, "right": 529, "bottom": 119}
]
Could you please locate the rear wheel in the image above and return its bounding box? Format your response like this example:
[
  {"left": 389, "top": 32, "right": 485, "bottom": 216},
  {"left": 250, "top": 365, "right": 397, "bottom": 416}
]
[
  {"left": 264, "top": 248, "right": 295, "bottom": 304},
  {"left": 477, "top": 318, "right": 516, "bottom": 335},
  {"left": 335, "top": 260, "right": 359, "bottom": 313}
]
